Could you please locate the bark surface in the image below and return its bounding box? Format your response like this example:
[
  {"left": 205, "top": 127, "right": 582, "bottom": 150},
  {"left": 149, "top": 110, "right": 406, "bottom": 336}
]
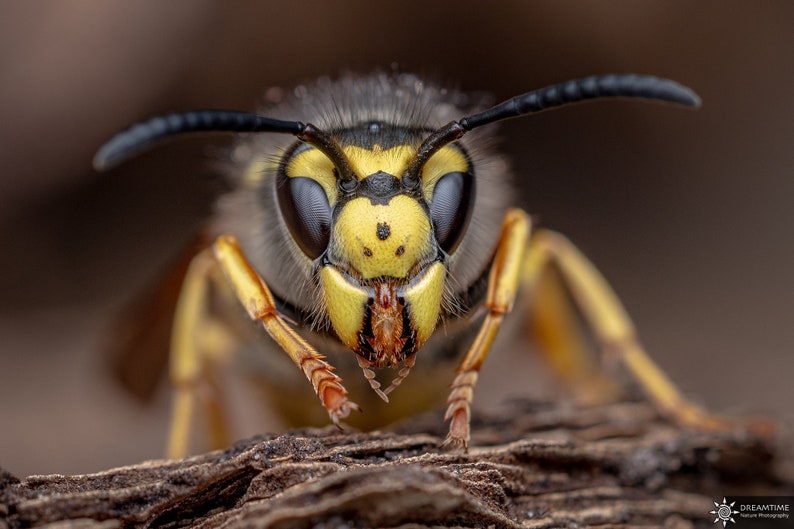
[{"left": 1, "top": 400, "right": 790, "bottom": 529}]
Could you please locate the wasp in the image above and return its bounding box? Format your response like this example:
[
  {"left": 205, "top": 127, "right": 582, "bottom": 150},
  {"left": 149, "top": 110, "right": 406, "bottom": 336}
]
[{"left": 95, "top": 73, "right": 750, "bottom": 458}]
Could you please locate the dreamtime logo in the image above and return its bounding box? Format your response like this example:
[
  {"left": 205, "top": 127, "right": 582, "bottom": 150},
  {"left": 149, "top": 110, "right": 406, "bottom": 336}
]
[
  {"left": 708, "top": 497, "right": 793, "bottom": 528},
  {"left": 711, "top": 498, "right": 740, "bottom": 527}
]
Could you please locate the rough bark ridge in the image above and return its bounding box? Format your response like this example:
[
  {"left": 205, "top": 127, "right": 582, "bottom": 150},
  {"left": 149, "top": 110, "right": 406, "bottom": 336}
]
[{"left": 1, "top": 400, "right": 790, "bottom": 529}]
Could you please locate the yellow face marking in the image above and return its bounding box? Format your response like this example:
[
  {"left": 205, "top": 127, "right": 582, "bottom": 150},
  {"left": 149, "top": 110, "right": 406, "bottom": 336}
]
[
  {"left": 420, "top": 145, "right": 469, "bottom": 202},
  {"left": 403, "top": 262, "right": 445, "bottom": 345},
  {"left": 333, "top": 195, "right": 433, "bottom": 279},
  {"left": 287, "top": 145, "right": 413, "bottom": 181},
  {"left": 343, "top": 144, "right": 414, "bottom": 177},
  {"left": 285, "top": 143, "right": 468, "bottom": 204},
  {"left": 320, "top": 266, "right": 369, "bottom": 350},
  {"left": 285, "top": 148, "right": 338, "bottom": 206}
]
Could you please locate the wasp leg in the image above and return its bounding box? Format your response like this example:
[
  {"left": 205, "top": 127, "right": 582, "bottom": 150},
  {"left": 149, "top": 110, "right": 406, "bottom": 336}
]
[
  {"left": 212, "top": 235, "right": 360, "bottom": 429},
  {"left": 522, "top": 229, "right": 772, "bottom": 437},
  {"left": 168, "top": 248, "right": 237, "bottom": 459},
  {"left": 527, "top": 257, "right": 621, "bottom": 405},
  {"left": 444, "top": 208, "right": 531, "bottom": 449}
]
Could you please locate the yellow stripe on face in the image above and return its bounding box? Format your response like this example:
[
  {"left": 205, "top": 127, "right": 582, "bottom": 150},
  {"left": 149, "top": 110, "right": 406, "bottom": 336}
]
[
  {"left": 287, "top": 145, "right": 414, "bottom": 184},
  {"left": 403, "top": 262, "right": 445, "bottom": 345},
  {"left": 420, "top": 145, "right": 469, "bottom": 202},
  {"left": 320, "top": 266, "right": 369, "bottom": 351},
  {"left": 344, "top": 144, "right": 414, "bottom": 178},
  {"left": 285, "top": 143, "right": 468, "bottom": 204},
  {"left": 285, "top": 145, "right": 413, "bottom": 207},
  {"left": 285, "top": 147, "right": 338, "bottom": 206},
  {"left": 332, "top": 195, "right": 433, "bottom": 279}
]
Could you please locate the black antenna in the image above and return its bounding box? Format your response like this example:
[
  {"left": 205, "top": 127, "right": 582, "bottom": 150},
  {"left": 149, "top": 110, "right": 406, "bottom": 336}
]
[
  {"left": 405, "top": 74, "right": 700, "bottom": 184},
  {"left": 93, "top": 109, "right": 357, "bottom": 185}
]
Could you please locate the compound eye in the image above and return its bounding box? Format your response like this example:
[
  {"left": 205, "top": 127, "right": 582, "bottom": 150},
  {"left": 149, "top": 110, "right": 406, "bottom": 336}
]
[
  {"left": 429, "top": 171, "right": 475, "bottom": 254},
  {"left": 277, "top": 176, "right": 332, "bottom": 259}
]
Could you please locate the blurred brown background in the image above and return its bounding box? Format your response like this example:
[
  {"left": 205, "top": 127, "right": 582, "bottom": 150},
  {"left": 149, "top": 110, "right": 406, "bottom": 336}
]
[{"left": 1, "top": 1, "right": 792, "bottom": 477}]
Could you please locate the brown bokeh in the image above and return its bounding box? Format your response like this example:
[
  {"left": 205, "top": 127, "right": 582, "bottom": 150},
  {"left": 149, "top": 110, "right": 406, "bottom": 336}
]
[{"left": 1, "top": 1, "right": 792, "bottom": 476}]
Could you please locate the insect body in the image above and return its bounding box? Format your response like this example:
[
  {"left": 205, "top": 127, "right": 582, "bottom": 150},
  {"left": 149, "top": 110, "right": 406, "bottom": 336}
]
[{"left": 96, "top": 73, "right": 738, "bottom": 457}]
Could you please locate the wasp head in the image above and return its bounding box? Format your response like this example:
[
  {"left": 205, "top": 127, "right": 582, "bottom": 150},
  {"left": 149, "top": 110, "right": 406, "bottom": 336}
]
[{"left": 275, "top": 122, "right": 476, "bottom": 369}]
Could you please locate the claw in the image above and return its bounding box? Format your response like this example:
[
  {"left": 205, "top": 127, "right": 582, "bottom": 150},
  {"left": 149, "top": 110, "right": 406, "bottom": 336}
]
[
  {"left": 323, "top": 380, "right": 361, "bottom": 429},
  {"left": 328, "top": 399, "right": 361, "bottom": 431},
  {"left": 441, "top": 434, "right": 468, "bottom": 451},
  {"left": 443, "top": 406, "right": 471, "bottom": 451}
]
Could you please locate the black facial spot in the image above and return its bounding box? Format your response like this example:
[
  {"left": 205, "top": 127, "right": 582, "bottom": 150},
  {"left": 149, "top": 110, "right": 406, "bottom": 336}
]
[
  {"left": 363, "top": 247, "right": 373, "bottom": 257},
  {"left": 395, "top": 245, "right": 404, "bottom": 257},
  {"left": 376, "top": 222, "right": 391, "bottom": 241}
]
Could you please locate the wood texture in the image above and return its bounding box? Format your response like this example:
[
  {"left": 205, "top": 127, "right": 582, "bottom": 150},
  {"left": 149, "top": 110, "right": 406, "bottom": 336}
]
[{"left": 1, "top": 400, "right": 790, "bottom": 529}]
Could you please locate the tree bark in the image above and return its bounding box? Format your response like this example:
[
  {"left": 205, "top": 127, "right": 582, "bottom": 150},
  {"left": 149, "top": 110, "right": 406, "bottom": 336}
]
[{"left": 1, "top": 399, "right": 790, "bottom": 529}]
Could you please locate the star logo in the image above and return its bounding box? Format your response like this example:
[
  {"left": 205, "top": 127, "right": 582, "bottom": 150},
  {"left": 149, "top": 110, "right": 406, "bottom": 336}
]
[{"left": 709, "top": 498, "right": 739, "bottom": 527}]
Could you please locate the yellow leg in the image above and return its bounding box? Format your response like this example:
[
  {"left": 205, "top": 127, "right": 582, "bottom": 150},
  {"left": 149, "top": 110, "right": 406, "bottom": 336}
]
[
  {"left": 523, "top": 229, "right": 773, "bottom": 437},
  {"left": 212, "top": 235, "right": 360, "bottom": 427},
  {"left": 527, "top": 259, "right": 621, "bottom": 405},
  {"left": 444, "top": 208, "right": 531, "bottom": 448},
  {"left": 168, "top": 248, "right": 236, "bottom": 459}
]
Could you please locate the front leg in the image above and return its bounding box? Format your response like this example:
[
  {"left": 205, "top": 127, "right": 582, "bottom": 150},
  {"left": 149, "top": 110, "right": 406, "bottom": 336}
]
[
  {"left": 212, "top": 235, "right": 360, "bottom": 426},
  {"left": 444, "top": 209, "right": 531, "bottom": 448}
]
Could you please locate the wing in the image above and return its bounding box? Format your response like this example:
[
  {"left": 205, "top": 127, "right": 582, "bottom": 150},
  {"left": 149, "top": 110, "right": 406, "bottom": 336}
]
[{"left": 105, "top": 235, "right": 209, "bottom": 400}]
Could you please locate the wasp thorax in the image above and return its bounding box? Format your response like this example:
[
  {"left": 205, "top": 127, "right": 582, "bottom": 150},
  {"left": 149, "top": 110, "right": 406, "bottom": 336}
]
[{"left": 331, "top": 195, "right": 434, "bottom": 280}]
